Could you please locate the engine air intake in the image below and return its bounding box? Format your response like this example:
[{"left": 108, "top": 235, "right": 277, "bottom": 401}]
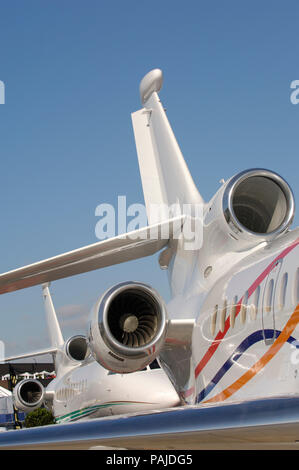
[
  {"left": 13, "top": 379, "right": 45, "bottom": 412},
  {"left": 223, "top": 169, "right": 295, "bottom": 240},
  {"left": 108, "top": 290, "right": 159, "bottom": 348},
  {"left": 19, "top": 380, "right": 43, "bottom": 404},
  {"left": 65, "top": 335, "right": 90, "bottom": 362},
  {"left": 88, "top": 281, "right": 167, "bottom": 373}
]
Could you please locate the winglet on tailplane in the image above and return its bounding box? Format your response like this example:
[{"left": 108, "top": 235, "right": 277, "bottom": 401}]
[{"left": 131, "top": 69, "right": 204, "bottom": 224}]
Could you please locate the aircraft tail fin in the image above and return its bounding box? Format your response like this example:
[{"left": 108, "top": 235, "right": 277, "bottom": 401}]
[
  {"left": 3, "top": 284, "right": 63, "bottom": 362},
  {"left": 131, "top": 69, "right": 204, "bottom": 225},
  {"left": 42, "top": 283, "right": 64, "bottom": 349}
]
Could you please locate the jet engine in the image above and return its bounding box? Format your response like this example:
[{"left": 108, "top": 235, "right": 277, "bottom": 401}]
[
  {"left": 205, "top": 168, "right": 295, "bottom": 245},
  {"left": 13, "top": 379, "right": 44, "bottom": 413},
  {"left": 64, "top": 335, "right": 90, "bottom": 362},
  {"left": 88, "top": 282, "right": 168, "bottom": 373}
]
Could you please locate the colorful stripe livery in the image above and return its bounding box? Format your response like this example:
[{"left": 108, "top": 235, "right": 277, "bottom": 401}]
[
  {"left": 190, "top": 238, "right": 299, "bottom": 403},
  {"left": 196, "top": 328, "right": 299, "bottom": 403},
  {"left": 202, "top": 304, "right": 299, "bottom": 404},
  {"left": 56, "top": 400, "right": 157, "bottom": 424}
]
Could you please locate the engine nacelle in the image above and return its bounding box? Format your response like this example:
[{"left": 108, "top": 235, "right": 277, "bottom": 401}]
[
  {"left": 205, "top": 168, "right": 295, "bottom": 247},
  {"left": 64, "top": 335, "right": 90, "bottom": 363},
  {"left": 88, "top": 282, "right": 167, "bottom": 373},
  {"left": 13, "top": 379, "right": 44, "bottom": 413}
]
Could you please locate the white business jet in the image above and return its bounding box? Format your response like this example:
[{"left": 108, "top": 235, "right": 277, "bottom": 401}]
[
  {"left": 0, "top": 69, "right": 299, "bottom": 449},
  {"left": 5, "top": 282, "right": 180, "bottom": 423}
]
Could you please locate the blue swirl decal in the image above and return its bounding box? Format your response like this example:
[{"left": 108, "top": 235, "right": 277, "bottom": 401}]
[{"left": 196, "top": 329, "right": 298, "bottom": 403}]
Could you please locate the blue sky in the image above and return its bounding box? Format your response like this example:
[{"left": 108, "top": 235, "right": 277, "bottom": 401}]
[{"left": 0, "top": 1, "right": 298, "bottom": 357}]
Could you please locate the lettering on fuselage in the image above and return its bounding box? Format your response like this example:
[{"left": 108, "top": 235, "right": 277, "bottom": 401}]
[
  {"left": 56, "top": 379, "right": 88, "bottom": 402},
  {"left": 108, "top": 351, "right": 124, "bottom": 362}
]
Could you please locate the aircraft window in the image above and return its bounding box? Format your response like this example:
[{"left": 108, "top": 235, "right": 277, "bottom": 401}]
[
  {"left": 240, "top": 291, "right": 249, "bottom": 324},
  {"left": 250, "top": 285, "right": 260, "bottom": 320},
  {"left": 211, "top": 305, "right": 218, "bottom": 336},
  {"left": 230, "top": 296, "right": 238, "bottom": 328},
  {"left": 265, "top": 278, "right": 274, "bottom": 312},
  {"left": 220, "top": 299, "right": 227, "bottom": 332},
  {"left": 240, "top": 304, "right": 246, "bottom": 324},
  {"left": 279, "top": 272, "right": 288, "bottom": 310},
  {"left": 294, "top": 268, "right": 299, "bottom": 305}
]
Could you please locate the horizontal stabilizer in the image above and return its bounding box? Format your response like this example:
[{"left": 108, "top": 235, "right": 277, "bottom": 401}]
[
  {"left": 0, "top": 217, "right": 184, "bottom": 295},
  {"left": 4, "top": 347, "right": 58, "bottom": 362}
]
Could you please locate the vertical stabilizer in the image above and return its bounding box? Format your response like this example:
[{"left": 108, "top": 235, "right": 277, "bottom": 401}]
[
  {"left": 42, "top": 283, "right": 64, "bottom": 349},
  {"left": 131, "top": 69, "right": 204, "bottom": 224}
]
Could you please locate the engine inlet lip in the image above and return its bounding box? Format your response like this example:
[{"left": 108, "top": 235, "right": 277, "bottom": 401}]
[
  {"left": 17, "top": 379, "right": 44, "bottom": 408},
  {"left": 98, "top": 281, "right": 167, "bottom": 356},
  {"left": 223, "top": 168, "right": 295, "bottom": 239},
  {"left": 65, "top": 335, "right": 90, "bottom": 362}
]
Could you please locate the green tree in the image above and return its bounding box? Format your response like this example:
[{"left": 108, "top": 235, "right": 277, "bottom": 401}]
[{"left": 24, "top": 408, "right": 55, "bottom": 428}]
